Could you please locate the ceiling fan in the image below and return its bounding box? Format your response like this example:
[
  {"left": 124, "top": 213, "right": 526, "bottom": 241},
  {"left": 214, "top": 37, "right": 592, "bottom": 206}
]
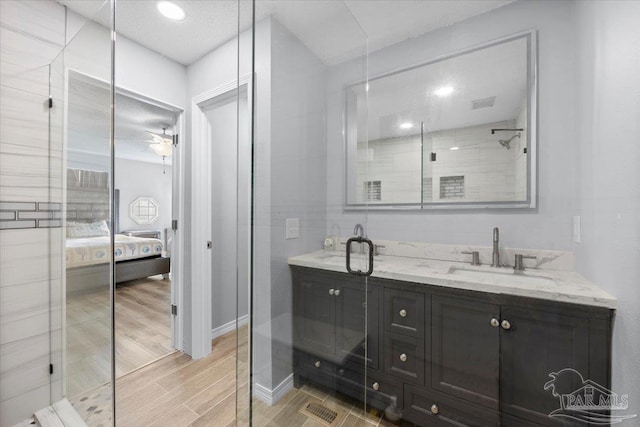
[{"left": 147, "top": 128, "right": 173, "bottom": 173}]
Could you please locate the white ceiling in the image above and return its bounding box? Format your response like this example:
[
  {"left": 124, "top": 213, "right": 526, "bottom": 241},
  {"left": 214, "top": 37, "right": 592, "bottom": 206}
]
[
  {"left": 67, "top": 73, "right": 176, "bottom": 165},
  {"left": 59, "top": 0, "right": 513, "bottom": 66}
]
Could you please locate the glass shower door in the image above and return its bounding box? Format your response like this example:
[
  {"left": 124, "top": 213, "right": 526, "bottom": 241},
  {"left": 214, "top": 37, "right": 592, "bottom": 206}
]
[
  {"left": 50, "top": 1, "right": 115, "bottom": 424},
  {"left": 248, "top": 1, "right": 381, "bottom": 425}
]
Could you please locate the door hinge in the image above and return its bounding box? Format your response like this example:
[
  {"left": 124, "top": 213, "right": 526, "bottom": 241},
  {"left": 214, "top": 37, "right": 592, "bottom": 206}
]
[
  {"left": 430, "top": 152, "right": 437, "bottom": 162},
  {"left": 171, "top": 304, "right": 177, "bottom": 315},
  {"left": 172, "top": 134, "right": 178, "bottom": 146},
  {"left": 171, "top": 219, "right": 178, "bottom": 231},
  {"left": 49, "top": 363, "right": 53, "bottom": 375},
  {"left": 48, "top": 97, "right": 53, "bottom": 109}
]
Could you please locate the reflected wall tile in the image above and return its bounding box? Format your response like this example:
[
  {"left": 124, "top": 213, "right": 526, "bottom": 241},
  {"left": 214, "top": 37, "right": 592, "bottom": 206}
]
[
  {"left": 0, "top": 228, "right": 61, "bottom": 287},
  {"left": 0, "top": 383, "right": 50, "bottom": 427},
  {"left": 0, "top": 331, "right": 50, "bottom": 402},
  {"left": 0, "top": 1, "right": 65, "bottom": 47}
]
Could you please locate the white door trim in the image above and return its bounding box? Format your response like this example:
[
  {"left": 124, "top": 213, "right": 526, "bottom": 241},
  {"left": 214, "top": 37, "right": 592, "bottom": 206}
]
[{"left": 190, "top": 73, "right": 252, "bottom": 359}]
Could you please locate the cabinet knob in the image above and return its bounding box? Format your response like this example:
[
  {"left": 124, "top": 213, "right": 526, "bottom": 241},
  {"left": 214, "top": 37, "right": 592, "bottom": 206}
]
[
  {"left": 490, "top": 318, "right": 500, "bottom": 327},
  {"left": 329, "top": 289, "right": 335, "bottom": 295},
  {"left": 501, "top": 319, "right": 512, "bottom": 330},
  {"left": 334, "top": 289, "right": 341, "bottom": 296},
  {"left": 399, "top": 353, "right": 408, "bottom": 362},
  {"left": 314, "top": 360, "right": 321, "bottom": 368},
  {"left": 430, "top": 404, "right": 439, "bottom": 414},
  {"left": 399, "top": 309, "right": 407, "bottom": 318},
  {"left": 372, "top": 382, "right": 380, "bottom": 391}
]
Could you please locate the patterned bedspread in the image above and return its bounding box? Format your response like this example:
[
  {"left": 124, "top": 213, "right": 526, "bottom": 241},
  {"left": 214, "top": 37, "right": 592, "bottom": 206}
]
[{"left": 66, "top": 234, "right": 163, "bottom": 268}]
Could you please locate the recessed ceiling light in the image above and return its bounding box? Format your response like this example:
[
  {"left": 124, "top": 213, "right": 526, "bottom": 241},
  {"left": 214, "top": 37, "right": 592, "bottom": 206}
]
[
  {"left": 157, "top": 1, "right": 186, "bottom": 21},
  {"left": 450, "top": 146, "right": 460, "bottom": 151},
  {"left": 400, "top": 122, "right": 413, "bottom": 129},
  {"left": 434, "top": 86, "right": 454, "bottom": 97}
]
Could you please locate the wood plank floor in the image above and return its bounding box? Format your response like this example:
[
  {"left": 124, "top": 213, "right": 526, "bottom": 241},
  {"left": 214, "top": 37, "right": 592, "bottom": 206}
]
[
  {"left": 110, "top": 325, "right": 412, "bottom": 427},
  {"left": 67, "top": 277, "right": 413, "bottom": 426},
  {"left": 66, "top": 275, "right": 172, "bottom": 398}
]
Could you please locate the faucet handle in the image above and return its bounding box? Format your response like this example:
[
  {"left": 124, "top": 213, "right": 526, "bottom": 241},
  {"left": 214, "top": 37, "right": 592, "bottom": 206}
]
[
  {"left": 462, "top": 251, "right": 481, "bottom": 266},
  {"left": 374, "top": 244, "right": 385, "bottom": 256},
  {"left": 514, "top": 254, "right": 537, "bottom": 270}
]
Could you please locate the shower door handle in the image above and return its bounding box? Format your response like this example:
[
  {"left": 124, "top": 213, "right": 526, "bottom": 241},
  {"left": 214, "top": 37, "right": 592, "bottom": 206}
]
[{"left": 346, "top": 237, "right": 374, "bottom": 277}]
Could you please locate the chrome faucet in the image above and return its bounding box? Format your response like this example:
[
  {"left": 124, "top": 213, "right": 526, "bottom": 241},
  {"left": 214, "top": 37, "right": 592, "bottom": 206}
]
[
  {"left": 353, "top": 224, "right": 365, "bottom": 254},
  {"left": 491, "top": 227, "right": 501, "bottom": 267}
]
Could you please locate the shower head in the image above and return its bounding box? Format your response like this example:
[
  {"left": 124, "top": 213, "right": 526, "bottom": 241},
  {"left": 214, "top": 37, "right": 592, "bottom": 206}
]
[{"left": 498, "top": 133, "right": 521, "bottom": 150}]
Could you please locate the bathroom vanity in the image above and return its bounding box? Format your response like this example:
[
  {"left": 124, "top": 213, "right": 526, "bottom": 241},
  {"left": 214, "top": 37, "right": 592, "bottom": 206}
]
[{"left": 289, "top": 246, "right": 616, "bottom": 426}]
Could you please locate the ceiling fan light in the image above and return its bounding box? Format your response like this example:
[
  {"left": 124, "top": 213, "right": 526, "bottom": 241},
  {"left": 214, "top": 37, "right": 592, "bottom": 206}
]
[{"left": 150, "top": 143, "right": 172, "bottom": 157}]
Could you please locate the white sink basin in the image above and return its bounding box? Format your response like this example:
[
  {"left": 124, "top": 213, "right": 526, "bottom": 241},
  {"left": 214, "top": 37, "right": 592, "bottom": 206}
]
[{"left": 448, "top": 266, "right": 556, "bottom": 288}]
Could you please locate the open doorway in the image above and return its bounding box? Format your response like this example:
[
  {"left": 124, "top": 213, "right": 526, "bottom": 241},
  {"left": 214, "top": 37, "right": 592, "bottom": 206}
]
[{"left": 64, "top": 72, "right": 184, "bottom": 420}]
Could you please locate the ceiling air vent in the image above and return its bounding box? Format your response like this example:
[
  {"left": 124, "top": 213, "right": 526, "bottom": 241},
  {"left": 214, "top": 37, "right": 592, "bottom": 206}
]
[{"left": 471, "top": 96, "right": 496, "bottom": 110}]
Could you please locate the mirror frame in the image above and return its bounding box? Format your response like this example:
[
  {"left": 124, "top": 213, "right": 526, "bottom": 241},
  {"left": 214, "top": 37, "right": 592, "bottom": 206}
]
[{"left": 343, "top": 30, "right": 537, "bottom": 211}]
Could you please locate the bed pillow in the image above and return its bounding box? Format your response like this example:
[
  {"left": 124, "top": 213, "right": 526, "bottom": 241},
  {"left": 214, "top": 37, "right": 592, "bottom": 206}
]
[{"left": 67, "top": 220, "right": 110, "bottom": 238}]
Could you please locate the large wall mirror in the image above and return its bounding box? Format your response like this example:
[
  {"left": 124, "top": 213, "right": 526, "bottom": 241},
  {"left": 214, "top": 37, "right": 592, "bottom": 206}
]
[{"left": 345, "top": 31, "right": 537, "bottom": 209}]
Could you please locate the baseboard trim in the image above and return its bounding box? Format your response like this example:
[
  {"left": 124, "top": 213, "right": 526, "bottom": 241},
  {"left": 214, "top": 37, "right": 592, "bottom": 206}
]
[
  {"left": 254, "top": 374, "right": 294, "bottom": 406},
  {"left": 210, "top": 314, "right": 249, "bottom": 340}
]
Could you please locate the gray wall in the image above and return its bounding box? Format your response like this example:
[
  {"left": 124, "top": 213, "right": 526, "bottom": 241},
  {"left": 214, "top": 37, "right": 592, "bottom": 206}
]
[
  {"left": 574, "top": 0, "right": 640, "bottom": 413},
  {"left": 267, "top": 19, "right": 328, "bottom": 389},
  {"left": 115, "top": 159, "right": 172, "bottom": 240},
  {"left": 326, "top": 0, "right": 578, "bottom": 251}
]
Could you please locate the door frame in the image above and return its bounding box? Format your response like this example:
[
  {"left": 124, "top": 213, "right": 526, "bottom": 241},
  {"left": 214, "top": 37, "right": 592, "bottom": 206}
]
[
  {"left": 190, "top": 73, "right": 252, "bottom": 359},
  {"left": 62, "top": 69, "right": 187, "bottom": 352}
]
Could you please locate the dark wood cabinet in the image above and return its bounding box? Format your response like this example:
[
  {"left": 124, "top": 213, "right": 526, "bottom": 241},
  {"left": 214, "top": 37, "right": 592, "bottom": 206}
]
[
  {"left": 499, "top": 305, "right": 593, "bottom": 425},
  {"left": 431, "top": 295, "right": 500, "bottom": 409},
  {"left": 295, "top": 272, "right": 336, "bottom": 356},
  {"left": 291, "top": 266, "right": 613, "bottom": 427},
  {"left": 293, "top": 269, "right": 380, "bottom": 369}
]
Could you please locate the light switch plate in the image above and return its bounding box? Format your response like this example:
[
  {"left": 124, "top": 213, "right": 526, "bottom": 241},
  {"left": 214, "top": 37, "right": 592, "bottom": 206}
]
[
  {"left": 573, "top": 215, "right": 581, "bottom": 243},
  {"left": 286, "top": 218, "right": 299, "bottom": 239}
]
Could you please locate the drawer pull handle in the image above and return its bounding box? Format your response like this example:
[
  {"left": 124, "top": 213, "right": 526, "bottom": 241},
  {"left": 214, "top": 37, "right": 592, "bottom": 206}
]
[
  {"left": 372, "top": 382, "right": 380, "bottom": 391},
  {"left": 431, "top": 404, "right": 439, "bottom": 414},
  {"left": 399, "top": 353, "right": 408, "bottom": 362},
  {"left": 314, "top": 361, "right": 321, "bottom": 368},
  {"left": 334, "top": 289, "right": 341, "bottom": 296},
  {"left": 501, "top": 319, "right": 512, "bottom": 330},
  {"left": 399, "top": 309, "right": 407, "bottom": 318},
  {"left": 490, "top": 318, "right": 500, "bottom": 327},
  {"left": 329, "top": 289, "right": 335, "bottom": 295}
]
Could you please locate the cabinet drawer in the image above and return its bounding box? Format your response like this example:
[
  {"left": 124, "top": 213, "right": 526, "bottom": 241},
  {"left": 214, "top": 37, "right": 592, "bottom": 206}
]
[
  {"left": 298, "top": 351, "right": 335, "bottom": 375},
  {"left": 404, "top": 384, "right": 499, "bottom": 427},
  {"left": 384, "top": 334, "right": 425, "bottom": 385},
  {"left": 296, "top": 352, "right": 336, "bottom": 390},
  {"left": 336, "top": 369, "right": 402, "bottom": 412},
  {"left": 384, "top": 288, "right": 425, "bottom": 338}
]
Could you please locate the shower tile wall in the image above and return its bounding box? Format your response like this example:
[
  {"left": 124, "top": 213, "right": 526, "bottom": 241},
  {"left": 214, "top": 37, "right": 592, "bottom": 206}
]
[
  {"left": 356, "top": 120, "right": 525, "bottom": 204},
  {"left": 0, "top": 1, "right": 66, "bottom": 425}
]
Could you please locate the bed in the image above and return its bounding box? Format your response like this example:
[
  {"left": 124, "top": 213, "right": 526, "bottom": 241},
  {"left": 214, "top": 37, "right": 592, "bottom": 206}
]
[{"left": 65, "top": 168, "right": 171, "bottom": 293}]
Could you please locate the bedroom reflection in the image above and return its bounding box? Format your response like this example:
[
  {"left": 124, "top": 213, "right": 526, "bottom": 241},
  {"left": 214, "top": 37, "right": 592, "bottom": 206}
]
[{"left": 65, "top": 72, "right": 176, "bottom": 404}]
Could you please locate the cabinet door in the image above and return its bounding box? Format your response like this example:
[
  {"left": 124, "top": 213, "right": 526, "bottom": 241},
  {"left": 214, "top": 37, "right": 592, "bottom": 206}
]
[
  {"left": 295, "top": 273, "right": 336, "bottom": 356},
  {"left": 335, "top": 279, "right": 379, "bottom": 369},
  {"left": 499, "top": 306, "right": 590, "bottom": 425},
  {"left": 431, "top": 295, "right": 500, "bottom": 409}
]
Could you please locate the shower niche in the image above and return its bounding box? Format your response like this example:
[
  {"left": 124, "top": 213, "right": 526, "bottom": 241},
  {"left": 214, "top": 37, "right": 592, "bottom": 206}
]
[{"left": 344, "top": 31, "right": 537, "bottom": 209}]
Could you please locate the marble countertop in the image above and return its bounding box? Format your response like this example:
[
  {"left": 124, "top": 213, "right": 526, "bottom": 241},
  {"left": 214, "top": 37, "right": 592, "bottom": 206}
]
[{"left": 288, "top": 250, "right": 617, "bottom": 309}]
